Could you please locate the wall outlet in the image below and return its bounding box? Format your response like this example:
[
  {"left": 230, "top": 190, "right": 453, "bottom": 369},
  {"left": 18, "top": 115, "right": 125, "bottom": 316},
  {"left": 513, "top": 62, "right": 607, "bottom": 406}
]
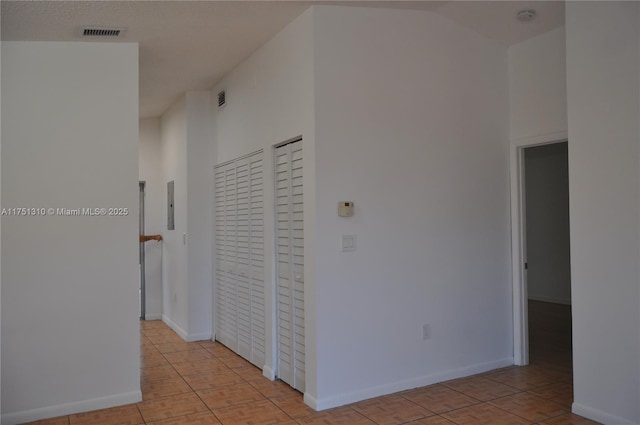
[{"left": 422, "top": 323, "right": 431, "bottom": 340}]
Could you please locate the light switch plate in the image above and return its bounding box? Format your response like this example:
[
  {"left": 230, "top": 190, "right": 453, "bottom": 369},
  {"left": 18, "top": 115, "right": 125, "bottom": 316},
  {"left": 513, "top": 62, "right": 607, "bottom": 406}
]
[{"left": 342, "top": 234, "right": 356, "bottom": 252}]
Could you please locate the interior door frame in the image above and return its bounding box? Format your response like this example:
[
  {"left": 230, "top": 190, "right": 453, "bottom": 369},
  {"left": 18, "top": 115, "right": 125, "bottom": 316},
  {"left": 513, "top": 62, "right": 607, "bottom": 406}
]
[
  {"left": 510, "top": 131, "right": 567, "bottom": 365},
  {"left": 139, "top": 180, "right": 146, "bottom": 320}
]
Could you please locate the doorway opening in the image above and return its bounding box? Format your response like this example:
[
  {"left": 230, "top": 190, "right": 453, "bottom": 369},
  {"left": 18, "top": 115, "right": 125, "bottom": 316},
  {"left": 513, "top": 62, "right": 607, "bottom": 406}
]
[
  {"left": 139, "top": 180, "right": 146, "bottom": 320},
  {"left": 511, "top": 136, "right": 571, "bottom": 369},
  {"left": 523, "top": 142, "right": 572, "bottom": 373}
]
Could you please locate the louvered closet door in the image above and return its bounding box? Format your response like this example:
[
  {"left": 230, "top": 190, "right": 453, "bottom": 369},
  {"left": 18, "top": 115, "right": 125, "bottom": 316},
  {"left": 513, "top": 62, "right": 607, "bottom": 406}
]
[
  {"left": 235, "top": 158, "right": 251, "bottom": 360},
  {"left": 249, "top": 155, "right": 265, "bottom": 367},
  {"left": 214, "top": 166, "right": 228, "bottom": 346},
  {"left": 214, "top": 151, "right": 265, "bottom": 369},
  {"left": 275, "top": 140, "right": 305, "bottom": 392},
  {"left": 224, "top": 164, "right": 238, "bottom": 352}
]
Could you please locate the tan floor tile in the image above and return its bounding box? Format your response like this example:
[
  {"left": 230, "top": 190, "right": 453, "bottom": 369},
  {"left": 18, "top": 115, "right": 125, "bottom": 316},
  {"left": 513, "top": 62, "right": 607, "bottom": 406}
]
[
  {"left": 529, "top": 382, "right": 574, "bottom": 409},
  {"left": 142, "top": 353, "right": 170, "bottom": 368},
  {"left": 142, "top": 348, "right": 162, "bottom": 360},
  {"left": 204, "top": 343, "right": 237, "bottom": 358},
  {"left": 163, "top": 349, "right": 213, "bottom": 364},
  {"left": 441, "top": 404, "right": 530, "bottom": 425},
  {"left": 218, "top": 354, "right": 253, "bottom": 369},
  {"left": 22, "top": 416, "right": 70, "bottom": 425},
  {"left": 137, "top": 393, "right": 208, "bottom": 422},
  {"left": 69, "top": 404, "right": 143, "bottom": 425},
  {"left": 146, "top": 411, "right": 221, "bottom": 424},
  {"left": 141, "top": 329, "right": 165, "bottom": 338},
  {"left": 234, "top": 365, "right": 267, "bottom": 382},
  {"left": 155, "top": 342, "right": 204, "bottom": 354},
  {"left": 410, "top": 416, "right": 458, "bottom": 425},
  {"left": 489, "top": 392, "right": 568, "bottom": 422},
  {"left": 538, "top": 413, "right": 602, "bottom": 424},
  {"left": 142, "top": 364, "right": 181, "bottom": 383},
  {"left": 250, "top": 380, "right": 300, "bottom": 398},
  {"left": 296, "top": 407, "right": 375, "bottom": 425},
  {"left": 141, "top": 320, "right": 167, "bottom": 329},
  {"left": 171, "top": 358, "right": 230, "bottom": 376},
  {"left": 212, "top": 399, "right": 292, "bottom": 425},
  {"left": 442, "top": 376, "right": 519, "bottom": 401},
  {"left": 197, "top": 383, "right": 265, "bottom": 409},
  {"left": 147, "top": 334, "right": 186, "bottom": 345},
  {"left": 197, "top": 340, "right": 218, "bottom": 348},
  {"left": 401, "top": 384, "right": 479, "bottom": 413},
  {"left": 270, "top": 393, "right": 317, "bottom": 418},
  {"left": 483, "top": 366, "right": 558, "bottom": 391},
  {"left": 142, "top": 377, "right": 192, "bottom": 400},
  {"left": 182, "top": 370, "right": 245, "bottom": 390},
  {"left": 352, "top": 394, "right": 434, "bottom": 425}
]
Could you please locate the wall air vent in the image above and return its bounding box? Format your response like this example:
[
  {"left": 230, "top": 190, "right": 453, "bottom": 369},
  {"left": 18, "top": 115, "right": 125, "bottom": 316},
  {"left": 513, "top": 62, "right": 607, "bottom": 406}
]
[
  {"left": 218, "top": 91, "right": 226, "bottom": 109},
  {"left": 80, "top": 27, "right": 126, "bottom": 38}
]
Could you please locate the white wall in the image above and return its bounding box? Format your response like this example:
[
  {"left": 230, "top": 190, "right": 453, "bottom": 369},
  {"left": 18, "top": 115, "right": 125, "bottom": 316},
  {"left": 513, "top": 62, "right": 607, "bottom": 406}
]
[
  {"left": 524, "top": 142, "right": 571, "bottom": 305},
  {"left": 161, "top": 96, "right": 189, "bottom": 335},
  {"left": 213, "top": 7, "right": 315, "bottom": 383},
  {"left": 311, "top": 6, "right": 511, "bottom": 409},
  {"left": 139, "top": 118, "right": 164, "bottom": 320},
  {"left": 566, "top": 3, "right": 640, "bottom": 424},
  {"left": 160, "top": 92, "right": 214, "bottom": 341},
  {"left": 1, "top": 42, "right": 140, "bottom": 424},
  {"left": 509, "top": 26, "right": 567, "bottom": 142},
  {"left": 0, "top": 31, "right": 3, "bottom": 420},
  {"left": 185, "top": 92, "right": 214, "bottom": 339},
  {"left": 213, "top": 5, "right": 511, "bottom": 410}
]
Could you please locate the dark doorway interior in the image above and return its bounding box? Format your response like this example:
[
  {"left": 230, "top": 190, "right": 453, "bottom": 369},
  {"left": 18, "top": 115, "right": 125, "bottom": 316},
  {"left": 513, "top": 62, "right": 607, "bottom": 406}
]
[{"left": 524, "top": 142, "right": 572, "bottom": 375}]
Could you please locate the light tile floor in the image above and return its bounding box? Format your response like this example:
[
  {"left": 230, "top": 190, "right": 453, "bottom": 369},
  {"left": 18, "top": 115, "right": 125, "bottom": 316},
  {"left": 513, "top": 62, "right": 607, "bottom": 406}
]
[{"left": 24, "top": 302, "right": 600, "bottom": 425}]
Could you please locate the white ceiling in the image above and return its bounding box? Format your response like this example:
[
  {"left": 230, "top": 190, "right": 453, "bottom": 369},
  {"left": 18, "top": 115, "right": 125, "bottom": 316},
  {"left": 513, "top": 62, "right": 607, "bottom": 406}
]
[{"left": 1, "top": 1, "right": 565, "bottom": 118}]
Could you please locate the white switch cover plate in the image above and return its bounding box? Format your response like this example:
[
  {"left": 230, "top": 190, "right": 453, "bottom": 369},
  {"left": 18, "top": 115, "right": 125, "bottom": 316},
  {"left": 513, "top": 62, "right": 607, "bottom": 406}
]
[{"left": 342, "top": 234, "right": 356, "bottom": 252}]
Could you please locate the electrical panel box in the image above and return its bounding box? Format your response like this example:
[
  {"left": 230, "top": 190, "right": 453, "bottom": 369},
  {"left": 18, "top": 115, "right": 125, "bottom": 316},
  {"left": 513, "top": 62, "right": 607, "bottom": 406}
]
[
  {"left": 167, "top": 180, "right": 175, "bottom": 230},
  {"left": 338, "top": 201, "right": 354, "bottom": 217}
]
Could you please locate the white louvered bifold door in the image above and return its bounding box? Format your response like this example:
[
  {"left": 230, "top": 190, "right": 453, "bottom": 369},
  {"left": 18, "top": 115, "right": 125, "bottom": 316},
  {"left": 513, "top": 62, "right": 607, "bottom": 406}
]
[
  {"left": 214, "top": 166, "right": 228, "bottom": 347},
  {"left": 235, "top": 158, "right": 251, "bottom": 360},
  {"left": 214, "top": 151, "right": 265, "bottom": 368},
  {"left": 224, "top": 163, "right": 238, "bottom": 352},
  {"left": 275, "top": 140, "right": 305, "bottom": 392},
  {"left": 249, "top": 155, "right": 265, "bottom": 367}
]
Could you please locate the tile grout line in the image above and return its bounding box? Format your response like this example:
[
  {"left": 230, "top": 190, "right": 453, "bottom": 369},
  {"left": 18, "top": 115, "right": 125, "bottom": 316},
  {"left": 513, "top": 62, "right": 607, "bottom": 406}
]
[{"left": 141, "top": 328, "right": 200, "bottom": 423}]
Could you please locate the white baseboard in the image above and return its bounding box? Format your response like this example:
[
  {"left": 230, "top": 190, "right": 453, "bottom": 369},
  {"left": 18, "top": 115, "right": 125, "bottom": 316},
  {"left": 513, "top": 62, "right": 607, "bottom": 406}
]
[
  {"left": 263, "top": 365, "right": 276, "bottom": 381},
  {"left": 162, "top": 314, "right": 189, "bottom": 340},
  {"left": 304, "top": 392, "right": 320, "bottom": 410},
  {"left": 185, "top": 331, "right": 213, "bottom": 342},
  {"left": 572, "top": 402, "right": 639, "bottom": 425},
  {"left": 1, "top": 390, "right": 142, "bottom": 425},
  {"left": 161, "top": 315, "right": 211, "bottom": 342},
  {"left": 144, "top": 313, "right": 162, "bottom": 320},
  {"left": 305, "top": 357, "right": 513, "bottom": 411}
]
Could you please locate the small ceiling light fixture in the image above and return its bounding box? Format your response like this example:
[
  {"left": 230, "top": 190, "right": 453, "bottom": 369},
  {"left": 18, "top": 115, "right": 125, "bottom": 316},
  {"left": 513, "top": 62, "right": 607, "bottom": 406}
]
[{"left": 517, "top": 9, "right": 536, "bottom": 22}]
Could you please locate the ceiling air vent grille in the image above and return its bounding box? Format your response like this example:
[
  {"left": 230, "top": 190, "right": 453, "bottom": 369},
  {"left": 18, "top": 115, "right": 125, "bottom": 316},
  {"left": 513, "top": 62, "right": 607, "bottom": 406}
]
[
  {"left": 218, "top": 91, "right": 226, "bottom": 109},
  {"left": 81, "top": 27, "right": 125, "bottom": 38}
]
